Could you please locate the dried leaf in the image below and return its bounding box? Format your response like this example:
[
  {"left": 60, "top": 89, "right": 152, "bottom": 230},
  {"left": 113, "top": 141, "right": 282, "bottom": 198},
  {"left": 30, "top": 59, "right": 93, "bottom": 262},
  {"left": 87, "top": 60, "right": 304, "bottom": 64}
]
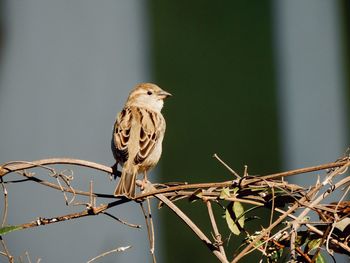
[{"left": 334, "top": 217, "right": 350, "bottom": 232}]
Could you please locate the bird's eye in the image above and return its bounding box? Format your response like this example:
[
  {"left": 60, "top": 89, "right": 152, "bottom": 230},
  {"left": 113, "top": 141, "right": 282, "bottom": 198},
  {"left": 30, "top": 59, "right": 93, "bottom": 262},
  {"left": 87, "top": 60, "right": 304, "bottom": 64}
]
[{"left": 147, "top": 91, "right": 153, "bottom": 95}]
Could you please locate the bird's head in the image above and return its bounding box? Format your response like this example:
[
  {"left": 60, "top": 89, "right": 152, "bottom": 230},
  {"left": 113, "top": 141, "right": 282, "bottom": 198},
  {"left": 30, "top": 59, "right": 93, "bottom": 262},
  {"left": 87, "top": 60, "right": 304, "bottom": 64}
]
[{"left": 126, "top": 83, "right": 172, "bottom": 112}]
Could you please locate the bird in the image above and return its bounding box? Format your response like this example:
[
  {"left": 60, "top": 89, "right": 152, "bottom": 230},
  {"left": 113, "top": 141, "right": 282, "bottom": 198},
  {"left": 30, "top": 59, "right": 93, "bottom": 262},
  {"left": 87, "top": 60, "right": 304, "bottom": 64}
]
[{"left": 111, "top": 83, "right": 171, "bottom": 199}]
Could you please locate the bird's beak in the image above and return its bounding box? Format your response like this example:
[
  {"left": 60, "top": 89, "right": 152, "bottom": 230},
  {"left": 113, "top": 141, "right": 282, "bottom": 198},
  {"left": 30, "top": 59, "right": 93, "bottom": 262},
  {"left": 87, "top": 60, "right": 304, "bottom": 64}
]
[{"left": 158, "top": 89, "right": 172, "bottom": 99}]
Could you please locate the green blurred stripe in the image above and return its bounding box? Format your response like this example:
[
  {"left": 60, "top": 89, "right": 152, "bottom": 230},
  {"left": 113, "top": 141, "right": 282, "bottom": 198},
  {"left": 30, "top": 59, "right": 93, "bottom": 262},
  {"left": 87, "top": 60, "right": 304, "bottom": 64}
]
[{"left": 149, "top": 1, "right": 280, "bottom": 262}]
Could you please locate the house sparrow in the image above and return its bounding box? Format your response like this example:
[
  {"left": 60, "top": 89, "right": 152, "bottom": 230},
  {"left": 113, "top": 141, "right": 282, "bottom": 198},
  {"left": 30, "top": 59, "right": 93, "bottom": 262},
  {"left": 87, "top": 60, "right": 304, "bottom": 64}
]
[{"left": 112, "top": 83, "right": 171, "bottom": 198}]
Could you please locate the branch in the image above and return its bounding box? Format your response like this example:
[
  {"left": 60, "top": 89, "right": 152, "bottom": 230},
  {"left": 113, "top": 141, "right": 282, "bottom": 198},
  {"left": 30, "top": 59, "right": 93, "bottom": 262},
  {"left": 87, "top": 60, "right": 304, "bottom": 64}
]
[
  {"left": 232, "top": 160, "right": 350, "bottom": 262},
  {"left": 19, "top": 200, "right": 124, "bottom": 230},
  {"left": 1, "top": 157, "right": 350, "bottom": 262},
  {"left": 0, "top": 159, "right": 112, "bottom": 176},
  {"left": 243, "top": 159, "right": 349, "bottom": 184},
  {"left": 206, "top": 200, "right": 227, "bottom": 260}
]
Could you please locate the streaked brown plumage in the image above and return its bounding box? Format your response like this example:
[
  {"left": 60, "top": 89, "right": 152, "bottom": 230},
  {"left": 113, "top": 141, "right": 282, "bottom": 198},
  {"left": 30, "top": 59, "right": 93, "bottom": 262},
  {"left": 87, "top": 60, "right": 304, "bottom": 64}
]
[{"left": 112, "top": 83, "right": 171, "bottom": 198}]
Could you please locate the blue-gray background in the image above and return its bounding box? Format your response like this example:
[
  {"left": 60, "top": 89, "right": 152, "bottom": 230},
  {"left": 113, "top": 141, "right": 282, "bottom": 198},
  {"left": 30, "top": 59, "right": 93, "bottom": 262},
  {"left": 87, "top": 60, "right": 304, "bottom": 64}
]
[{"left": 0, "top": 1, "right": 349, "bottom": 262}]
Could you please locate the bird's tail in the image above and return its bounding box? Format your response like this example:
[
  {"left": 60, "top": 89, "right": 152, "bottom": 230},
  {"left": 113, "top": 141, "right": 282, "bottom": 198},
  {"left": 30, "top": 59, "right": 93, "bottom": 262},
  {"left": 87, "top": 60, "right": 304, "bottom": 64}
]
[{"left": 114, "top": 167, "right": 137, "bottom": 199}]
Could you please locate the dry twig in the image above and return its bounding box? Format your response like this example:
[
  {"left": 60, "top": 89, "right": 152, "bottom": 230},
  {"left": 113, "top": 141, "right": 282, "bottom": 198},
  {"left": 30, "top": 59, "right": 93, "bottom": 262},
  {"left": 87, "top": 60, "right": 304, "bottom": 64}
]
[{"left": 86, "top": 245, "right": 132, "bottom": 263}]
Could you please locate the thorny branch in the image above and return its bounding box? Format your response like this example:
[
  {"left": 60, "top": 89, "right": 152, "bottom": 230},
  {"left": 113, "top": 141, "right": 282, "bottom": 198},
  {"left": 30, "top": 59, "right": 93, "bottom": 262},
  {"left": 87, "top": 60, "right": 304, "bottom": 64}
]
[{"left": 0, "top": 156, "right": 349, "bottom": 262}]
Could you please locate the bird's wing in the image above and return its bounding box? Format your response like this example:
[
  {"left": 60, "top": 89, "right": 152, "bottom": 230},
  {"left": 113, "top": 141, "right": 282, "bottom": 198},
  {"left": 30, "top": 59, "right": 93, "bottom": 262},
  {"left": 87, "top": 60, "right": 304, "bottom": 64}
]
[
  {"left": 112, "top": 107, "right": 132, "bottom": 163},
  {"left": 134, "top": 108, "right": 164, "bottom": 164}
]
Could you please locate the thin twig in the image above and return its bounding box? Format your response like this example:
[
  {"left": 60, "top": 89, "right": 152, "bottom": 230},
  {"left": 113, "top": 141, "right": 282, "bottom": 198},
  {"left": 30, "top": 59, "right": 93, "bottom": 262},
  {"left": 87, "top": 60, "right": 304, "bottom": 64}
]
[
  {"left": 0, "top": 251, "right": 8, "bottom": 257},
  {"left": 22, "top": 174, "right": 115, "bottom": 199},
  {"left": 0, "top": 178, "right": 8, "bottom": 227},
  {"left": 103, "top": 212, "right": 141, "bottom": 229},
  {"left": 243, "top": 165, "right": 248, "bottom": 177},
  {"left": 213, "top": 153, "right": 241, "bottom": 179},
  {"left": 290, "top": 222, "right": 297, "bottom": 261},
  {"left": 247, "top": 159, "right": 349, "bottom": 183},
  {"left": 86, "top": 245, "right": 132, "bottom": 263},
  {"left": 51, "top": 169, "right": 76, "bottom": 205},
  {"left": 89, "top": 179, "right": 93, "bottom": 208},
  {"left": 0, "top": 237, "right": 13, "bottom": 263},
  {"left": 206, "top": 200, "right": 227, "bottom": 261},
  {"left": 154, "top": 190, "right": 265, "bottom": 206},
  {"left": 25, "top": 251, "right": 32, "bottom": 263},
  {"left": 140, "top": 201, "right": 156, "bottom": 263},
  {"left": 325, "top": 184, "right": 350, "bottom": 254},
  {"left": 0, "top": 159, "right": 112, "bottom": 176},
  {"left": 263, "top": 183, "right": 275, "bottom": 257},
  {"left": 154, "top": 192, "right": 229, "bottom": 263},
  {"left": 18, "top": 200, "right": 126, "bottom": 230},
  {"left": 147, "top": 198, "right": 156, "bottom": 262}
]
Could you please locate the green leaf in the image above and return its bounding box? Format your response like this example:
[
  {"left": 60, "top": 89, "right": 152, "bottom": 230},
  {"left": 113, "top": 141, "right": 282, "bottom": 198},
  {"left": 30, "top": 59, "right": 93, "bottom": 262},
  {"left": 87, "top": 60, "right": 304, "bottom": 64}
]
[
  {"left": 307, "top": 238, "right": 321, "bottom": 252},
  {"left": 232, "top": 187, "right": 239, "bottom": 194},
  {"left": 270, "top": 248, "right": 284, "bottom": 261},
  {"left": 225, "top": 202, "right": 245, "bottom": 235},
  {"left": 219, "top": 187, "right": 231, "bottom": 199},
  {"left": 234, "top": 201, "right": 245, "bottom": 229},
  {"left": 225, "top": 208, "right": 241, "bottom": 236},
  {"left": 225, "top": 208, "right": 239, "bottom": 235},
  {"left": 315, "top": 253, "right": 326, "bottom": 263},
  {"left": 0, "top": 225, "right": 23, "bottom": 235}
]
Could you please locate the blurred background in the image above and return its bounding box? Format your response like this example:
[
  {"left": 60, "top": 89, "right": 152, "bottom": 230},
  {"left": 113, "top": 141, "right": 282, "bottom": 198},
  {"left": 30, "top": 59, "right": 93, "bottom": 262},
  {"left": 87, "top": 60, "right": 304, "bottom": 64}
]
[{"left": 0, "top": 0, "right": 349, "bottom": 262}]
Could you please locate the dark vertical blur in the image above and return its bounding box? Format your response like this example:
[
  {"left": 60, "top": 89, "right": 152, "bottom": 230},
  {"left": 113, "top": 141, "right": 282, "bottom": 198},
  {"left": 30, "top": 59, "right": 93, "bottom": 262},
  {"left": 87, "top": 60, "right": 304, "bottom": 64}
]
[{"left": 149, "top": 1, "right": 280, "bottom": 262}]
